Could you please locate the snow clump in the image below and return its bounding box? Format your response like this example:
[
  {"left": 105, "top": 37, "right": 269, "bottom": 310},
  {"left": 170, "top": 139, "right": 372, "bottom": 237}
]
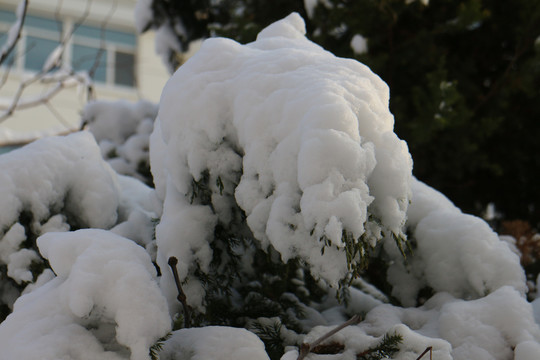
[
  {"left": 386, "top": 178, "right": 527, "bottom": 306},
  {"left": 151, "top": 12, "right": 413, "bottom": 308},
  {"left": 0, "top": 229, "right": 171, "bottom": 360},
  {"left": 82, "top": 100, "right": 158, "bottom": 186},
  {"left": 158, "top": 326, "right": 270, "bottom": 360},
  {"left": 0, "top": 132, "right": 161, "bottom": 315}
]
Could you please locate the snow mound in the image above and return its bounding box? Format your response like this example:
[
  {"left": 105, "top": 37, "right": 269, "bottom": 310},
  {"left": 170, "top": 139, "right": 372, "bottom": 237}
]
[
  {"left": 83, "top": 100, "right": 158, "bottom": 186},
  {"left": 0, "top": 132, "right": 161, "bottom": 316},
  {"left": 283, "top": 286, "right": 540, "bottom": 360},
  {"left": 0, "top": 229, "right": 171, "bottom": 360},
  {"left": 387, "top": 178, "right": 526, "bottom": 306},
  {"left": 158, "top": 326, "right": 270, "bottom": 360},
  {"left": 0, "top": 131, "right": 119, "bottom": 230},
  {"left": 151, "top": 12, "right": 412, "bottom": 306}
]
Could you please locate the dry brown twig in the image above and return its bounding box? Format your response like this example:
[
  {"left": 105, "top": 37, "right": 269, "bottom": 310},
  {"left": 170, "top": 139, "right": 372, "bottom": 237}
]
[
  {"left": 167, "top": 256, "right": 192, "bottom": 328},
  {"left": 297, "top": 314, "right": 362, "bottom": 360},
  {"left": 416, "top": 346, "right": 433, "bottom": 360}
]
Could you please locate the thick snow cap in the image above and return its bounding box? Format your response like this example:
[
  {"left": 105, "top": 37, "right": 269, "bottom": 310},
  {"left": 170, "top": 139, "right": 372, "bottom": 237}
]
[{"left": 151, "top": 13, "right": 412, "bottom": 301}]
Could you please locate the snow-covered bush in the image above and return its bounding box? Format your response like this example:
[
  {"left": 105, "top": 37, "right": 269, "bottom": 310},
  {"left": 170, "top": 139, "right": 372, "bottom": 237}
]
[
  {"left": 0, "top": 132, "right": 160, "bottom": 321},
  {"left": 1, "top": 11, "right": 539, "bottom": 360},
  {"left": 151, "top": 12, "right": 413, "bottom": 313},
  {"left": 0, "top": 229, "right": 171, "bottom": 360},
  {"left": 148, "top": 12, "right": 538, "bottom": 359},
  {"left": 82, "top": 100, "right": 158, "bottom": 186},
  {"left": 386, "top": 177, "right": 527, "bottom": 306}
]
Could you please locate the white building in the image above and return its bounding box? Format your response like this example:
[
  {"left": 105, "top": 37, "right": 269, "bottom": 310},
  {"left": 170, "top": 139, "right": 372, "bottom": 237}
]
[{"left": 0, "top": 0, "right": 170, "bottom": 145}]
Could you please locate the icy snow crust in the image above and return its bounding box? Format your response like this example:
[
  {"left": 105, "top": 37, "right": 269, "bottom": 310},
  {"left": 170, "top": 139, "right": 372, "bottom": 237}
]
[{"left": 151, "top": 13, "right": 413, "bottom": 303}]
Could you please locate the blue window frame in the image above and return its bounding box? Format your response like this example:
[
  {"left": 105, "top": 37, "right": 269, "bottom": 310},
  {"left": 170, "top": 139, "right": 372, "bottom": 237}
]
[
  {"left": 72, "top": 44, "right": 107, "bottom": 82},
  {"left": 24, "top": 36, "right": 60, "bottom": 71},
  {"left": 74, "top": 25, "right": 135, "bottom": 46},
  {"left": 25, "top": 15, "right": 62, "bottom": 32},
  {"left": 114, "top": 51, "right": 135, "bottom": 86},
  {"left": 0, "top": 8, "right": 136, "bottom": 88}
]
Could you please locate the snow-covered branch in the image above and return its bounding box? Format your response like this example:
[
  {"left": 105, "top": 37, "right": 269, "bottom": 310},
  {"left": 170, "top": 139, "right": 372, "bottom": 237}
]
[
  {"left": 0, "top": 70, "right": 93, "bottom": 122},
  {"left": 0, "top": 0, "right": 28, "bottom": 66}
]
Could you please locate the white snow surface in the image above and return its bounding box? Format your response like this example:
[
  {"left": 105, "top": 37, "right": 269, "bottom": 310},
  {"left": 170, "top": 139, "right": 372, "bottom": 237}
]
[
  {"left": 0, "top": 131, "right": 119, "bottom": 230},
  {"left": 0, "top": 12, "right": 536, "bottom": 360},
  {"left": 386, "top": 178, "right": 527, "bottom": 306},
  {"left": 82, "top": 100, "right": 158, "bottom": 184},
  {"left": 0, "top": 131, "right": 161, "bottom": 308},
  {"left": 134, "top": 0, "right": 153, "bottom": 33},
  {"left": 159, "top": 326, "right": 270, "bottom": 360},
  {"left": 284, "top": 286, "right": 540, "bottom": 360},
  {"left": 151, "top": 12, "right": 413, "bottom": 307},
  {"left": 0, "top": 229, "right": 171, "bottom": 360},
  {"left": 83, "top": 100, "right": 157, "bottom": 146},
  {"left": 350, "top": 34, "right": 368, "bottom": 55}
]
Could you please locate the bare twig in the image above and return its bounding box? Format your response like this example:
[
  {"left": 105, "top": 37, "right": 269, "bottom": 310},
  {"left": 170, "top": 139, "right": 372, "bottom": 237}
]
[
  {"left": 167, "top": 256, "right": 192, "bottom": 328},
  {"left": 0, "top": 0, "right": 28, "bottom": 65},
  {"left": 416, "top": 346, "right": 433, "bottom": 360},
  {"left": 0, "top": 0, "right": 100, "bottom": 123},
  {"left": 297, "top": 314, "right": 362, "bottom": 360}
]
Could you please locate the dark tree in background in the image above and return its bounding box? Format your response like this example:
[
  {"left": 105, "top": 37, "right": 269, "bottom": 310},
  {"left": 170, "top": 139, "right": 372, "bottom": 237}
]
[{"left": 140, "top": 0, "right": 540, "bottom": 229}]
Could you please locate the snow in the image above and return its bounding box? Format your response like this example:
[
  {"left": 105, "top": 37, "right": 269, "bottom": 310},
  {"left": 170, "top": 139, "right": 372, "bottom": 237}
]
[
  {"left": 82, "top": 100, "right": 158, "bottom": 184},
  {"left": 158, "top": 326, "right": 270, "bottom": 360},
  {"left": 385, "top": 177, "right": 526, "bottom": 306},
  {"left": 0, "top": 11, "right": 538, "bottom": 360},
  {"left": 350, "top": 34, "right": 368, "bottom": 55},
  {"left": 42, "top": 44, "right": 63, "bottom": 72},
  {"left": 0, "top": 131, "right": 119, "bottom": 230},
  {"left": 282, "top": 286, "right": 540, "bottom": 360},
  {"left": 0, "top": 1, "right": 26, "bottom": 57},
  {"left": 0, "top": 131, "right": 161, "bottom": 312},
  {"left": 406, "top": 0, "right": 430, "bottom": 5},
  {"left": 304, "top": 0, "right": 318, "bottom": 19},
  {"left": 151, "top": 12, "right": 412, "bottom": 309},
  {"left": 154, "top": 24, "right": 183, "bottom": 73},
  {"left": 134, "top": 0, "right": 153, "bottom": 33},
  {"left": 0, "top": 229, "right": 171, "bottom": 360}
]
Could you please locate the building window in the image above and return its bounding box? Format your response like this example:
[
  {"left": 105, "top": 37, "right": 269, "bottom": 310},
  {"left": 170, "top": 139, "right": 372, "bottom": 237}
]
[
  {"left": 72, "top": 44, "right": 107, "bottom": 82},
  {"left": 0, "top": 9, "right": 17, "bottom": 67},
  {"left": 72, "top": 24, "right": 136, "bottom": 87},
  {"left": 0, "top": 8, "right": 136, "bottom": 88},
  {"left": 23, "top": 15, "right": 62, "bottom": 72},
  {"left": 114, "top": 51, "right": 135, "bottom": 87}
]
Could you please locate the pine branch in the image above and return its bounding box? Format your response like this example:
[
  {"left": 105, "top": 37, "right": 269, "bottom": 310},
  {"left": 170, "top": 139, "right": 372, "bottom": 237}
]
[
  {"left": 168, "top": 256, "right": 192, "bottom": 328},
  {"left": 149, "top": 333, "right": 172, "bottom": 360},
  {"left": 357, "top": 332, "right": 403, "bottom": 360},
  {"left": 297, "top": 314, "right": 362, "bottom": 360}
]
